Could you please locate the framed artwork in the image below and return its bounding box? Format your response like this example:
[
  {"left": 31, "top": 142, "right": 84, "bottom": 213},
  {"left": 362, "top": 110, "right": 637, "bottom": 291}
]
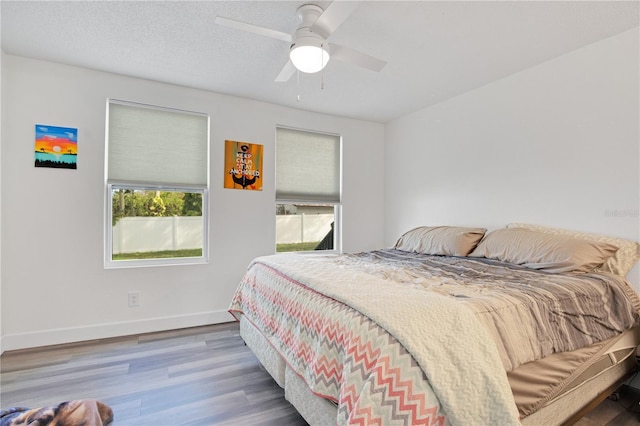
[
  {"left": 34, "top": 124, "right": 77, "bottom": 169},
  {"left": 224, "top": 140, "right": 263, "bottom": 190}
]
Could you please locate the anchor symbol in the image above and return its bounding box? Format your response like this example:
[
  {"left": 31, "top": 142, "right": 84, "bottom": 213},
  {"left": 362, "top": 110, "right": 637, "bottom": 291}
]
[{"left": 229, "top": 144, "right": 259, "bottom": 189}]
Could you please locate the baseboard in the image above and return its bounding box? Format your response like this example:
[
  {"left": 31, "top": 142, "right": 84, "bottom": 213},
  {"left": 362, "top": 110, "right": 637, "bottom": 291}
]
[{"left": 0, "top": 310, "right": 233, "bottom": 352}]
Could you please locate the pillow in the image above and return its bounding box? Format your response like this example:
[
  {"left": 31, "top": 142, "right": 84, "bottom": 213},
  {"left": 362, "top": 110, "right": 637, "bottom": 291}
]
[
  {"left": 469, "top": 227, "right": 619, "bottom": 273},
  {"left": 394, "top": 226, "right": 487, "bottom": 257},
  {"left": 507, "top": 223, "right": 640, "bottom": 277}
]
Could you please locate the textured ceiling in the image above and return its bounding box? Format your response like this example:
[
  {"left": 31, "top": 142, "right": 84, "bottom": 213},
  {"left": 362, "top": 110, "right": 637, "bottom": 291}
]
[{"left": 2, "top": 1, "right": 639, "bottom": 123}]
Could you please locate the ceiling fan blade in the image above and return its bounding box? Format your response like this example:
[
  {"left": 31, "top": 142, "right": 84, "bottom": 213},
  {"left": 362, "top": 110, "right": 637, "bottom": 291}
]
[
  {"left": 214, "top": 16, "right": 292, "bottom": 43},
  {"left": 310, "top": 1, "right": 361, "bottom": 39},
  {"left": 275, "top": 60, "right": 297, "bottom": 82},
  {"left": 330, "top": 43, "right": 387, "bottom": 72}
]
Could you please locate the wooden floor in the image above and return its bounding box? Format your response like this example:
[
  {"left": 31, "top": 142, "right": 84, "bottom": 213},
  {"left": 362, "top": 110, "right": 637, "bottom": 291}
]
[
  {"left": 574, "top": 384, "right": 640, "bottom": 426},
  {"left": 1, "top": 322, "right": 638, "bottom": 426},
  {"left": 0, "top": 322, "right": 306, "bottom": 425}
]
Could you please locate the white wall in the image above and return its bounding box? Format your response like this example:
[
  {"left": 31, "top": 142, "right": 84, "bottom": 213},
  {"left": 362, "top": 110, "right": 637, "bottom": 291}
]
[
  {"left": 385, "top": 28, "right": 640, "bottom": 290},
  {"left": 0, "top": 55, "right": 385, "bottom": 351}
]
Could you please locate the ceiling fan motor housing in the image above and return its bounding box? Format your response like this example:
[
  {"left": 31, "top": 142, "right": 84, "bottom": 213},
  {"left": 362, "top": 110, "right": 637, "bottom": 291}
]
[
  {"left": 290, "top": 5, "right": 330, "bottom": 73},
  {"left": 297, "top": 4, "right": 324, "bottom": 28}
]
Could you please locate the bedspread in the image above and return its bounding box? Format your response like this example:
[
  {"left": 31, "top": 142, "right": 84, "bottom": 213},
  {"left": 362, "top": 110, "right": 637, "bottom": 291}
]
[{"left": 230, "top": 250, "right": 530, "bottom": 425}]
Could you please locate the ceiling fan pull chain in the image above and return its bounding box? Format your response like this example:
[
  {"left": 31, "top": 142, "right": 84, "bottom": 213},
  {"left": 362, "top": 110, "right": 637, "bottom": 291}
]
[
  {"left": 297, "top": 70, "right": 301, "bottom": 102},
  {"left": 321, "top": 44, "right": 325, "bottom": 90}
]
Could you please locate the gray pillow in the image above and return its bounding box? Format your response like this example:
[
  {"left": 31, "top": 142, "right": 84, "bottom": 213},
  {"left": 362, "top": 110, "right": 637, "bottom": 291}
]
[
  {"left": 507, "top": 223, "right": 640, "bottom": 277},
  {"left": 469, "top": 228, "right": 619, "bottom": 273},
  {"left": 395, "top": 226, "right": 487, "bottom": 257}
]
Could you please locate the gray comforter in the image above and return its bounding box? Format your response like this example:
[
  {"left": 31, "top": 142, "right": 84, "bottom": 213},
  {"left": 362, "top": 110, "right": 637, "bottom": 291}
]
[{"left": 346, "top": 249, "right": 640, "bottom": 371}]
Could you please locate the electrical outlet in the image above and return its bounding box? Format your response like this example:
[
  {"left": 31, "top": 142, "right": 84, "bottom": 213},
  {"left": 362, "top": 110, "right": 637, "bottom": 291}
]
[{"left": 128, "top": 291, "right": 140, "bottom": 307}]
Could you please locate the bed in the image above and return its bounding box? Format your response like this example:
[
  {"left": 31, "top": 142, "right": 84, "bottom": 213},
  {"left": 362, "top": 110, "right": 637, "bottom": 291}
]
[{"left": 229, "top": 223, "right": 640, "bottom": 425}]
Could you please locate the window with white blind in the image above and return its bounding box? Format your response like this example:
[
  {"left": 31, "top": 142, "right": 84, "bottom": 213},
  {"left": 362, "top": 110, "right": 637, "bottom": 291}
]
[
  {"left": 105, "top": 99, "right": 209, "bottom": 268},
  {"left": 275, "top": 127, "right": 341, "bottom": 253}
]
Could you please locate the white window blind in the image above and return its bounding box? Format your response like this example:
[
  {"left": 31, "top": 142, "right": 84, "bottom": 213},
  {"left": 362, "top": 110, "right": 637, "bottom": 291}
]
[
  {"left": 108, "top": 101, "right": 208, "bottom": 186},
  {"left": 276, "top": 127, "right": 341, "bottom": 203}
]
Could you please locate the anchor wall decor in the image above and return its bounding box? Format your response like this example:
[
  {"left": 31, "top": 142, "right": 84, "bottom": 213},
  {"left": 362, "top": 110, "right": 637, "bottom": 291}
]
[{"left": 224, "top": 140, "right": 263, "bottom": 191}]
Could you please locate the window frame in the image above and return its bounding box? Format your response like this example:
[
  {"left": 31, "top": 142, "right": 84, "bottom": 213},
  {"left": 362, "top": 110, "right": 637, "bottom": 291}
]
[
  {"left": 275, "top": 125, "right": 342, "bottom": 254},
  {"left": 105, "top": 182, "right": 209, "bottom": 268},
  {"left": 104, "top": 99, "right": 210, "bottom": 268}
]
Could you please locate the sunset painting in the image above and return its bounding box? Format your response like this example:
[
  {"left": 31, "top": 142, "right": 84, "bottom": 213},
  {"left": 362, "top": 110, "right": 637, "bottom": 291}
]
[{"left": 34, "top": 124, "right": 77, "bottom": 169}]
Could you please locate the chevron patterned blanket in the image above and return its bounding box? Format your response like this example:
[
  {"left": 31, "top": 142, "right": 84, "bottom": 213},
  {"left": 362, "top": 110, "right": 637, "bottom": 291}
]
[{"left": 230, "top": 251, "right": 526, "bottom": 425}]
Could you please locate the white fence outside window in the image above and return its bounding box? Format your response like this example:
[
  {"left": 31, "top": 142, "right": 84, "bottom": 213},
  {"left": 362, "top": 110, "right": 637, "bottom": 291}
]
[
  {"left": 112, "top": 216, "right": 203, "bottom": 254},
  {"left": 112, "top": 214, "right": 334, "bottom": 253},
  {"left": 275, "top": 214, "right": 333, "bottom": 244}
]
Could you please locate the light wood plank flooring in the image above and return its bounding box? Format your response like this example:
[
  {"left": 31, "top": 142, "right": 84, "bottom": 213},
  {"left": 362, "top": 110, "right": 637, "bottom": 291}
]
[
  {"left": 1, "top": 322, "right": 638, "bottom": 425},
  {"left": 0, "top": 322, "right": 306, "bottom": 425},
  {"left": 574, "top": 384, "right": 640, "bottom": 426}
]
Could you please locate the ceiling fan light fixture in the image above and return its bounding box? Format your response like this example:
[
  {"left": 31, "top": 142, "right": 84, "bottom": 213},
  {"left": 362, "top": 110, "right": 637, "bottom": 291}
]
[{"left": 289, "top": 32, "right": 330, "bottom": 74}]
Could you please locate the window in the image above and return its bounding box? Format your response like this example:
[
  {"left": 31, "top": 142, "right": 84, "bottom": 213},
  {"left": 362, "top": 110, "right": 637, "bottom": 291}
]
[
  {"left": 105, "top": 100, "right": 209, "bottom": 267},
  {"left": 276, "top": 127, "right": 341, "bottom": 253}
]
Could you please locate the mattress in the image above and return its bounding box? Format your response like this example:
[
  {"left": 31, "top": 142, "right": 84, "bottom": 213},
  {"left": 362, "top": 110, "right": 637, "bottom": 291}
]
[{"left": 509, "top": 326, "right": 640, "bottom": 418}]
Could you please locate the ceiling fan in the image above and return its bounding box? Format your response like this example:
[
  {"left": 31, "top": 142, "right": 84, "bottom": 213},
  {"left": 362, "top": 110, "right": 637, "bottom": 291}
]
[{"left": 214, "top": 1, "right": 387, "bottom": 82}]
